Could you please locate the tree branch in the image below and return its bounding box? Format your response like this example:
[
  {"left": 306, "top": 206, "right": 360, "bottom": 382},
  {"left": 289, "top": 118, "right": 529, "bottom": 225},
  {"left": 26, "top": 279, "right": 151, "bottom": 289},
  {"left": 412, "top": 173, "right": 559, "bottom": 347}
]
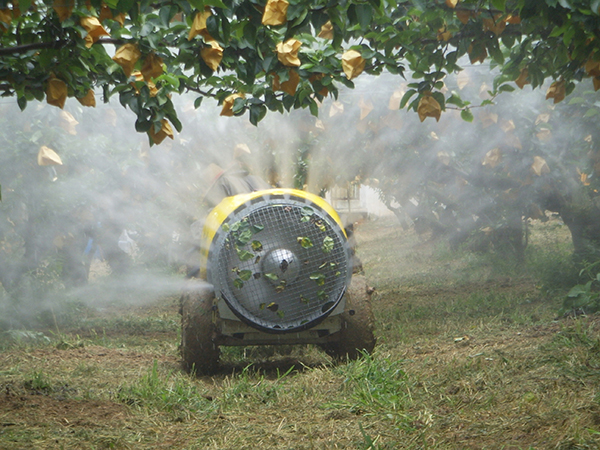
[
  {"left": 0, "top": 40, "right": 68, "bottom": 56},
  {"left": 185, "top": 86, "right": 218, "bottom": 98},
  {"left": 0, "top": 37, "right": 125, "bottom": 56}
]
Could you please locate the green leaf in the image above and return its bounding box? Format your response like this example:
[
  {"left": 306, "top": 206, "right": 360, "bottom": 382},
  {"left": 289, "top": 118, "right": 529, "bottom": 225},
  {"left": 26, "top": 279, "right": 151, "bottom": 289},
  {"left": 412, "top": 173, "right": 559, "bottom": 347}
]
[
  {"left": 232, "top": 97, "right": 246, "bottom": 115},
  {"left": 498, "top": 84, "right": 515, "bottom": 93},
  {"left": 431, "top": 91, "right": 446, "bottom": 110},
  {"left": 301, "top": 207, "right": 313, "bottom": 222},
  {"left": 310, "top": 272, "right": 326, "bottom": 286},
  {"left": 249, "top": 104, "right": 267, "bottom": 126},
  {"left": 264, "top": 273, "right": 278, "bottom": 281},
  {"left": 281, "top": 94, "right": 294, "bottom": 112},
  {"left": 568, "top": 96, "right": 585, "bottom": 105},
  {"left": 17, "top": 96, "right": 27, "bottom": 111},
  {"left": 159, "top": 6, "right": 173, "bottom": 28},
  {"left": 491, "top": 0, "right": 506, "bottom": 11},
  {"left": 233, "top": 278, "right": 244, "bottom": 289},
  {"left": 446, "top": 93, "right": 464, "bottom": 108},
  {"left": 205, "top": 0, "right": 227, "bottom": 7},
  {"left": 322, "top": 236, "right": 334, "bottom": 253},
  {"left": 242, "top": 21, "right": 257, "bottom": 47},
  {"left": 167, "top": 113, "right": 183, "bottom": 133},
  {"left": 297, "top": 236, "right": 313, "bottom": 249},
  {"left": 206, "top": 14, "right": 221, "bottom": 42},
  {"left": 400, "top": 89, "right": 417, "bottom": 109},
  {"left": 238, "top": 270, "right": 252, "bottom": 281},
  {"left": 128, "top": 96, "right": 141, "bottom": 115},
  {"left": 116, "top": 0, "right": 136, "bottom": 12},
  {"left": 567, "top": 282, "right": 592, "bottom": 297},
  {"left": 549, "top": 24, "right": 565, "bottom": 38},
  {"left": 355, "top": 4, "right": 373, "bottom": 31},
  {"left": 135, "top": 117, "right": 152, "bottom": 132},
  {"left": 236, "top": 249, "right": 255, "bottom": 261},
  {"left": 488, "top": 42, "right": 504, "bottom": 65},
  {"left": 557, "top": 0, "right": 573, "bottom": 10},
  {"left": 309, "top": 98, "right": 319, "bottom": 117},
  {"left": 237, "top": 228, "right": 253, "bottom": 245},
  {"left": 461, "top": 108, "right": 474, "bottom": 122},
  {"left": 18, "top": 0, "right": 32, "bottom": 12},
  {"left": 501, "top": 34, "right": 516, "bottom": 49}
]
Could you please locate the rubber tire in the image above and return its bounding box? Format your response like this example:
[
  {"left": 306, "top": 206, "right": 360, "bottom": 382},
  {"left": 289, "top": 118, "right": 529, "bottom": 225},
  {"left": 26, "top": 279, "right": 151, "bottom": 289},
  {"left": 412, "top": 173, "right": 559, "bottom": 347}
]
[
  {"left": 180, "top": 283, "right": 220, "bottom": 375},
  {"left": 321, "top": 274, "right": 376, "bottom": 360}
]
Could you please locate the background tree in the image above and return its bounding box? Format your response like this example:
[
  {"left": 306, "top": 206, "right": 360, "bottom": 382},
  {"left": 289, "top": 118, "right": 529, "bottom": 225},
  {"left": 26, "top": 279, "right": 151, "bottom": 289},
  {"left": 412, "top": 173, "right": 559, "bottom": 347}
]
[{"left": 262, "top": 69, "right": 600, "bottom": 264}]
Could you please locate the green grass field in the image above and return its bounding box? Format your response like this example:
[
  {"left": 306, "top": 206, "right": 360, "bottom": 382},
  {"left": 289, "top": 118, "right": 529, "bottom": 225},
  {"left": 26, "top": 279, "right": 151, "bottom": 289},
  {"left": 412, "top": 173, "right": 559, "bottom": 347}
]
[{"left": 1, "top": 218, "right": 600, "bottom": 449}]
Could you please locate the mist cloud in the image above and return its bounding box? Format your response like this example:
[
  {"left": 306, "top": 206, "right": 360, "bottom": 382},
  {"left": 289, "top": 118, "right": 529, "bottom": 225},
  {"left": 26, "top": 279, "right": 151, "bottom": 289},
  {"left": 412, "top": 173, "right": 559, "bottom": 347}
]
[{"left": 0, "top": 64, "right": 595, "bottom": 328}]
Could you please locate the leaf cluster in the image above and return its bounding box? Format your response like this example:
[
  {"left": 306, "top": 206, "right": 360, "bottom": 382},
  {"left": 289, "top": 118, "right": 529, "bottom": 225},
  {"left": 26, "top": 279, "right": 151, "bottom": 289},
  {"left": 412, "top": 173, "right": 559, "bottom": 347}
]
[{"left": 0, "top": 0, "right": 599, "bottom": 136}]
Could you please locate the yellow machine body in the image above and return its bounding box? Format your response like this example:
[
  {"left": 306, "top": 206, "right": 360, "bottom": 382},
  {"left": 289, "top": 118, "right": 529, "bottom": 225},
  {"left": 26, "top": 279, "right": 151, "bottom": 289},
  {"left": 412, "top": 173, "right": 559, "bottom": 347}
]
[{"left": 199, "top": 188, "right": 346, "bottom": 278}]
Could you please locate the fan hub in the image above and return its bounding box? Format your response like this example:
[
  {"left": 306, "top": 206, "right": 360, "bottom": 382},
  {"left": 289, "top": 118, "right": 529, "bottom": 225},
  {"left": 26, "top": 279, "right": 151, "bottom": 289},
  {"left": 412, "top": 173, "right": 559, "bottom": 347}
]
[{"left": 261, "top": 248, "right": 300, "bottom": 285}]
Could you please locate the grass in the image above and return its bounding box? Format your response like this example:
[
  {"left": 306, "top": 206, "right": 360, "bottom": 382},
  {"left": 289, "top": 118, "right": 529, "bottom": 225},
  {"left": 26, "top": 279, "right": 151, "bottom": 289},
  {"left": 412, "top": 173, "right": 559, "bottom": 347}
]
[
  {"left": 1, "top": 218, "right": 600, "bottom": 449},
  {"left": 327, "top": 351, "right": 413, "bottom": 429}
]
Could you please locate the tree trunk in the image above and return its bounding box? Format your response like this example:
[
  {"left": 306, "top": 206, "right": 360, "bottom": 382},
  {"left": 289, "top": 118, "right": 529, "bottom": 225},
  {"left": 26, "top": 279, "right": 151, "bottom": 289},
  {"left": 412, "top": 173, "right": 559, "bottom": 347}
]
[
  {"left": 560, "top": 204, "right": 600, "bottom": 263},
  {"left": 539, "top": 180, "right": 600, "bottom": 264}
]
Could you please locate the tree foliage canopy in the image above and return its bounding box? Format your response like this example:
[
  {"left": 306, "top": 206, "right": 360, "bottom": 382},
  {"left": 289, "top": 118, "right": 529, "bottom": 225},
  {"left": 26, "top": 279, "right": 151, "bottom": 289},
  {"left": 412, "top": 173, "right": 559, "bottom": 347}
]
[{"left": 1, "top": 0, "right": 600, "bottom": 143}]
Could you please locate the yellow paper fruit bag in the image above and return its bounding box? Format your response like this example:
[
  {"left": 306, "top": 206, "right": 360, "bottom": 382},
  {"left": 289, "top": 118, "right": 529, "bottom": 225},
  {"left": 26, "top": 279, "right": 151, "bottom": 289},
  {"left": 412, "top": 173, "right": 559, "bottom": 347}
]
[
  {"left": 201, "top": 41, "right": 223, "bottom": 71},
  {"left": 342, "top": 50, "right": 365, "bottom": 80},
  {"left": 47, "top": 76, "right": 68, "bottom": 109},
  {"left": 37, "top": 146, "right": 63, "bottom": 166},
  {"left": 148, "top": 119, "right": 174, "bottom": 145},
  {"left": 81, "top": 16, "right": 109, "bottom": 48},
  {"left": 113, "top": 43, "right": 141, "bottom": 77},
  {"left": 141, "top": 53, "right": 164, "bottom": 81},
  {"left": 417, "top": 95, "right": 441, "bottom": 122},
  {"left": 53, "top": 0, "right": 74, "bottom": 22},
  {"left": 188, "top": 9, "right": 213, "bottom": 41},
  {"left": 276, "top": 39, "right": 302, "bottom": 67},
  {"left": 262, "top": 0, "right": 288, "bottom": 26},
  {"left": 77, "top": 89, "right": 96, "bottom": 107},
  {"left": 220, "top": 93, "right": 245, "bottom": 116}
]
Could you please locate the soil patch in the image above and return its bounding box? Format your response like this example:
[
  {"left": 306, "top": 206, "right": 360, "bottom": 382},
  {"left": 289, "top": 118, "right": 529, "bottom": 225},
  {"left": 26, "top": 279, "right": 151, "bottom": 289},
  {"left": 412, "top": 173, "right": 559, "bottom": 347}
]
[{"left": 1, "top": 390, "right": 129, "bottom": 429}]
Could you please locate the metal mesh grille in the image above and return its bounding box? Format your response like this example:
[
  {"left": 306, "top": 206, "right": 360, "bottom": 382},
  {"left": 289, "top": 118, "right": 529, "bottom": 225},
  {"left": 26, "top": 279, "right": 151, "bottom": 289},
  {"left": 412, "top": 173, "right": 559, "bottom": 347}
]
[{"left": 209, "top": 197, "right": 349, "bottom": 333}]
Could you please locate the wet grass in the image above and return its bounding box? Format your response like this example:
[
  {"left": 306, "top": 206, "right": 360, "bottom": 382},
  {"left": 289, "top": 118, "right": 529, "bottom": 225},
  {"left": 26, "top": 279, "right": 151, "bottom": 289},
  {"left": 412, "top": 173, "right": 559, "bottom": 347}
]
[{"left": 1, "top": 218, "right": 600, "bottom": 449}]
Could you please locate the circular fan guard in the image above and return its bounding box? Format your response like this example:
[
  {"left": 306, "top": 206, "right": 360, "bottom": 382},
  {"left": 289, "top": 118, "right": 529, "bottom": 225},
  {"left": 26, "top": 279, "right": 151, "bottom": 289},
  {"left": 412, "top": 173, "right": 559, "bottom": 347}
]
[{"left": 206, "top": 194, "right": 350, "bottom": 334}]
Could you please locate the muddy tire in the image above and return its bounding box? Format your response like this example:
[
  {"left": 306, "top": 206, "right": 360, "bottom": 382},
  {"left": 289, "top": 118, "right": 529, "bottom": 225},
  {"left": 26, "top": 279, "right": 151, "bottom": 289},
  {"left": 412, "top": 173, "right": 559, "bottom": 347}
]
[
  {"left": 321, "top": 274, "right": 376, "bottom": 360},
  {"left": 180, "top": 282, "right": 220, "bottom": 375}
]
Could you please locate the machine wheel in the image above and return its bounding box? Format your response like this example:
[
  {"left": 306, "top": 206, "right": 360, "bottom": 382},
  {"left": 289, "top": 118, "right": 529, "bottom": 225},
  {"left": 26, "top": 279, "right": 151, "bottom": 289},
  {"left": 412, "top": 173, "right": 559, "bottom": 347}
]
[
  {"left": 321, "top": 274, "right": 376, "bottom": 360},
  {"left": 180, "top": 282, "right": 220, "bottom": 375}
]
